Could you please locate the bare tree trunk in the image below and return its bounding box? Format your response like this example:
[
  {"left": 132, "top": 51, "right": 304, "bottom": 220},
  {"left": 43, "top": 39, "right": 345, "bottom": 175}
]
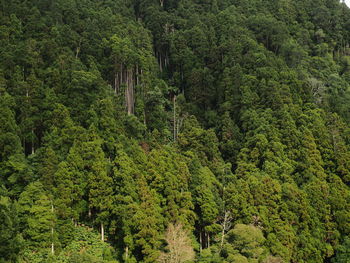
[
  {"left": 131, "top": 69, "right": 134, "bottom": 113},
  {"left": 51, "top": 204, "right": 54, "bottom": 255},
  {"left": 126, "top": 70, "right": 130, "bottom": 115},
  {"left": 51, "top": 236, "right": 54, "bottom": 255},
  {"left": 159, "top": 52, "right": 163, "bottom": 72},
  {"left": 114, "top": 73, "right": 118, "bottom": 94},
  {"left": 220, "top": 210, "right": 232, "bottom": 251},
  {"left": 125, "top": 70, "right": 129, "bottom": 114},
  {"left": 101, "top": 222, "right": 104, "bottom": 242},
  {"left": 125, "top": 69, "right": 134, "bottom": 115},
  {"left": 140, "top": 68, "right": 145, "bottom": 100},
  {"left": 125, "top": 246, "right": 129, "bottom": 260},
  {"left": 72, "top": 218, "right": 77, "bottom": 227},
  {"left": 75, "top": 39, "right": 81, "bottom": 58},
  {"left": 220, "top": 225, "right": 225, "bottom": 250}
]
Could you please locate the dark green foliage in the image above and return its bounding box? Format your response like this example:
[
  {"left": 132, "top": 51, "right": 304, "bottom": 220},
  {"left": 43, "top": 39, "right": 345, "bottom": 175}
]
[
  {"left": 333, "top": 237, "right": 350, "bottom": 263},
  {"left": 1, "top": 0, "right": 350, "bottom": 262},
  {"left": 0, "top": 189, "right": 22, "bottom": 263}
]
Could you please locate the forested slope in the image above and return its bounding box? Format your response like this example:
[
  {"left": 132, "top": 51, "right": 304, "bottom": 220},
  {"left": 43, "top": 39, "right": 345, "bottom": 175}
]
[{"left": 1, "top": 0, "right": 350, "bottom": 262}]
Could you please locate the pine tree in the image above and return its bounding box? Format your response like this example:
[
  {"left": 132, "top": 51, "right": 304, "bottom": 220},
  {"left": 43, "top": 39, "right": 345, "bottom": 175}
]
[
  {"left": 18, "top": 182, "right": 57, "bottom": 254},
  {"left": 0, "top": 188, "right": 22, "bottom": 262},
  {"left": 134, "top": 176, "right": 163, "bottom": 263},
  {"left": 84, "top": 127, "right": 113, "bottom": 241}
]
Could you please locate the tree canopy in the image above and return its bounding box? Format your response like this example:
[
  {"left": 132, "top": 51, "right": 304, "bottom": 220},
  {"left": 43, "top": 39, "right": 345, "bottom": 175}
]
[{"left": 1, "top": 0, "right": 350, "bottom": 262}]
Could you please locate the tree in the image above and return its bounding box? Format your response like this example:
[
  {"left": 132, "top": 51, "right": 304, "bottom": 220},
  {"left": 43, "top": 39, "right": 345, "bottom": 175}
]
[
  {"left": 0, "top": 91, "right": 28, "bottom": 197},
  {"left": 223, "top": 224, "right": 266, "bottom": 263},
  {"left": 18, "top": 182, "right": 57, "bottom": 254},
  {"left": 84, "top": 128, "right": 113, "bottom": 241},
  {"left": 0, "top": 91, "right": 22, "bottom": 162},
  {"left": 146, "top": 148, "right": 195, "bottom": 227},
  {"left": 133, "top": 176, "right": 163, "bottom": 263},
  {"left": 38, "top": 147, "right": 59, "bottom": 193},
  {"left": 1, "top": 0, "right": 350, "bottom": 262},
  {"left": 158, "top": 223, "right": 195, "bottom": 263},
  {"left": 332, "top": 237, "right": 350, "bottom": 263},
  {"left": 0, "top": 189, "right": 22, "bottom": 262},
  {"left": 111, "top": 145, "right": 145, "bottom": 261},
  {"left": 192, "top": 167, "right": 220, "bottom": 250}
]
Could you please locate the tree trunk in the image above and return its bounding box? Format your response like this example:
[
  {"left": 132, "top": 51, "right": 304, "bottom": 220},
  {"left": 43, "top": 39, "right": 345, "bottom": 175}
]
[
  {"left": 220, "top": 224, "right": 225, "bottom": 250},
  {"left": 126, "top": 70, "right": 129, "bottom": 114},
  {"left": 114, "top": 73, "right": 118, "bottom": 94},
  {"left": 51, "top": 239, "right": 54, "bottom": 255},
  {"left": 130, "top": 69, "right": 135, "bottom": 114},
  {"left": 140, "top": 68, "right": 145, "bottom": 99},
  {"left": 51, "top": 204, "right": 54, "bottom": 255},
  {"left": 75, "top": 39, "right": 81, "bottom": 58},
  {"left": 125, "top": 246, "right": 129, "bottom": 260},
  {"left": 125, "top": 69, "right": 134, "bottom": 115},
  {"left": 159, "top": 52, "right": 163, "bottom": 72},
  {"left": 220, "top": 210, "right": 232, "bottom": 251},
  {"left": 120, "top": 64, "right": 123, "bottom": 85},
  {"left": 101, "top": 222, "right": 104, "bottom": 242}
]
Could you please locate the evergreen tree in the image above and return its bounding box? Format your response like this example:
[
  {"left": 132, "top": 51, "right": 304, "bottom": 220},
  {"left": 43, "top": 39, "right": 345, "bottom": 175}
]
[{"left": 0, "top": 189, "right": 22, "bottom": 262}]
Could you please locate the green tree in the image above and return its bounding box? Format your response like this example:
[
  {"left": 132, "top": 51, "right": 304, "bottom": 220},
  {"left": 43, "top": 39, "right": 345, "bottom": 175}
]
[
  {"left": 18, "top": 182, "right": 57, "bottom": 254},
  {"left": 223, "top": 224, "right": 266, "bottom": 263},
  {"left": 0, "top": 189, "right": 22, "bottom": 262}
]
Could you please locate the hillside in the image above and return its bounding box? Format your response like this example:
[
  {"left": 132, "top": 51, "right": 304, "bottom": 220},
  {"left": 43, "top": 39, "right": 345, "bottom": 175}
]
[{"left": 1, "top": 0, "right": 350, "bottom": 262}]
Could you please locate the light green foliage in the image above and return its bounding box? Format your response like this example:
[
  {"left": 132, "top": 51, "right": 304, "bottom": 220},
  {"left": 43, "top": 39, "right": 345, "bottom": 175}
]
[
  {"left": 18, "top": 182, "right": 56, "bottom": 259},
  {"left": 84, "top": 127, "right": 113, "bottom": 226},
  {"left": 55, "top": 226, "right": 118, "bottom": 263},
  {"left": 223, "top": 224, "right": 266, "bottom": 263},
  {"left": 111, "top": 147, "right": 144, "bottom": 260},
  {"left": 133, "top": 177, "right": 163, "bottom": 263},
  {"left": 146, "top": 148, "right": 195, "bottom": 226}
]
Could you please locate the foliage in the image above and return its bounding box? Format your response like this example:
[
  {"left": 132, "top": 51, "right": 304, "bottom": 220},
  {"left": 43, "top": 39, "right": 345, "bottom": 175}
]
[{"left": 1, "top": 0, "right": 350, "bottom": 262}]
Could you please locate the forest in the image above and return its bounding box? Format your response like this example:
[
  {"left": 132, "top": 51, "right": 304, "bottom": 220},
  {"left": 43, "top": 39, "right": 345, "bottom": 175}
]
[{"left": 1, "top": 0, "right": 350, "bottom": 262}]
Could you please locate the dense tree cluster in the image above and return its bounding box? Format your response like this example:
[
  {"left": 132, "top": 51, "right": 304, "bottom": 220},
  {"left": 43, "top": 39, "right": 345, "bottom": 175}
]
[{"left": 1, "top": 0, "right": 350, "bottom": 262}]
